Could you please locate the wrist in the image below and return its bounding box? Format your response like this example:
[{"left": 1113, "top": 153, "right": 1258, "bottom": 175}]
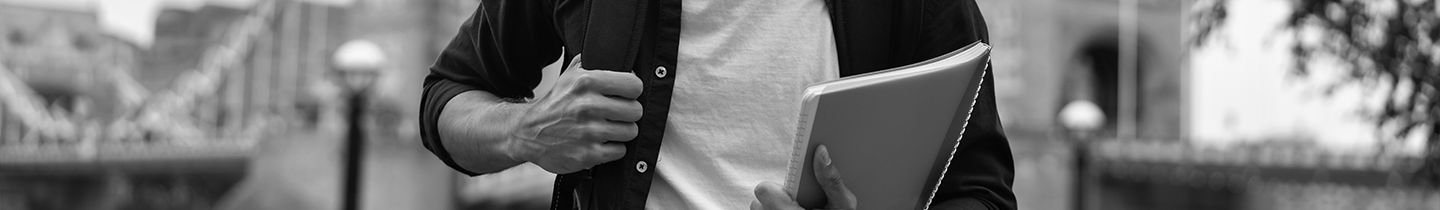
[
  {"left": 496, "top": 100, "right": 539, "bottom": 164},
  {"left": 439, "top": 91, "right": 532, "bottom": 170}
]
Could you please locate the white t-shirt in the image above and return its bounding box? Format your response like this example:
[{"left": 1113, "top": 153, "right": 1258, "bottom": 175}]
[{"left": 645, "top": 0, "right": 839, "bottom": 209}]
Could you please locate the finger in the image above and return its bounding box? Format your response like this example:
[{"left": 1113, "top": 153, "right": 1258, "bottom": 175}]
[
  {"left": 813, "top": 145, "right": 857, "bottom": 209},
  {"left": 581, "top": 142, "right": 627, "bottom": 166},
  {"left": 578, "top": 96, "right": 643, "bottom": 122},
  {"left": 754, "top": 181, "right": 800, "bottom": 210},
  {"left": 583, "top": 121, "right": 638, "bottom": 142},
  {"left": 749, "top": 201, "right": 763, "bottom": 210},
  {"left": 565, "top": 54, "right": 584, "bottom": 72},
  {"left": 576, "top": 70, "right": 644, "bottom": 99}
]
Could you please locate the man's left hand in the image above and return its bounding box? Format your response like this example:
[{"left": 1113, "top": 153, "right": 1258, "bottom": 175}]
[{"left": 751, "top": 145, "right": 857, "bottom": 210}]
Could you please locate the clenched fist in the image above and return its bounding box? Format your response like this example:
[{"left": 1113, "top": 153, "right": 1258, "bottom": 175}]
[{"left": 509, "top": 55, "right": 644, "bottom": 174}]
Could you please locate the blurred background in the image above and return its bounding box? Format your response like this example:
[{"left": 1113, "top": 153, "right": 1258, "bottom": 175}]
[{"left": 0, "top": 0, "right": 1436, "bottom": 210}]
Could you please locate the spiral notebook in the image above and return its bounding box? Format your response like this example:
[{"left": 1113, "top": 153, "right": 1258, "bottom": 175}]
[{"left": 785, "top": 41, "right": 990, "bottom": 210}]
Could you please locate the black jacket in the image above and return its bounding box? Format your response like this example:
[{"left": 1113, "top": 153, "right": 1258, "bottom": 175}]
[{"left": 419, "top": 0, "right": 1016, "bottom": 210}]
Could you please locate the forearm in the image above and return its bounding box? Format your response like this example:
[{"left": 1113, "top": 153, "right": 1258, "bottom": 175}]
[{"left": 437, "top": 90, "right": 531, "bottom": 174}]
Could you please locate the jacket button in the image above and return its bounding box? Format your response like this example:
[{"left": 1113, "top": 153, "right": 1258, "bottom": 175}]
[
  {"left": 636, "top": 161, "right": 649, "bottom": 173},
  {"left": 654, "top": 66, "right": 668, "bottom": 78}
]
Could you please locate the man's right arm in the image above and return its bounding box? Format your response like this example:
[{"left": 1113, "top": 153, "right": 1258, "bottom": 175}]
[
  {"left": 431, "top": 59, "right": 644, "bottom": 175},
  {"left": 420, "top": 1, "right": 644, "bottom": 175},
  {"left": 419, "top": 0, "right": 565, "bottom": 176},
  {"left": 434, "top": 90, "right": 530, "bottom": 174},
  {"left": 417, "top": 0, "right": 645, "bottom": 177}
]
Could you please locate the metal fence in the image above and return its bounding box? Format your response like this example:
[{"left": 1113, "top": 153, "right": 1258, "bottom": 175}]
[
  {"left": 0, "top": 0, "right": 343, "bottom": 165},
  {"left": 1078, "top": 139, "right": 1439, "bottom": 210}
]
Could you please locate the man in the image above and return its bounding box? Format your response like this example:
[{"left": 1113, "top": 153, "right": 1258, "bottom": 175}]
[{"left": 419, "top": 0, "right": 1016, "bottom": 210}]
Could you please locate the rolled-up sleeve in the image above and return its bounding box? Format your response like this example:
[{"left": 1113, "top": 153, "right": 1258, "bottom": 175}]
[{"left": 420, "top": 0, "right": 562, "bottom": 176}]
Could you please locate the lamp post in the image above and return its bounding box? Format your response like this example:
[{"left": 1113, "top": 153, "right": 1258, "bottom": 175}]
[
  {"left": 1059, "top": 100, "right": 1106, "bottom": 210},
  {"left": 332, "top": 40, "right": 386, "bottom": 210}
]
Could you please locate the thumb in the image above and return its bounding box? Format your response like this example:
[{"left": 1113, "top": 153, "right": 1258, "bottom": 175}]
[
  {"left": 754, "top": 181, "right": 800, "bottom": 210},
  {"left": 813, "top": 145, "right": 857, "bottom": 209},
  {"left": 565, "top": 54, "right": 584, "bottom": 72}
]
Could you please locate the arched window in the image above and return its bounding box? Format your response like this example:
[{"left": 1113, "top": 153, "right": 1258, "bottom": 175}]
[{"left": 1060, "top": 35, "right": 1150, "bottom": 138}]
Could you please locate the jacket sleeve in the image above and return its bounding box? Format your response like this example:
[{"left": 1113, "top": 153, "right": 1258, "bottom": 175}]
[
  {"left": 921, "top": 0, "right": 1019, "bottom": 210},
  {"left": 420, "top": 0, "right": 563, "bottom": 176}
]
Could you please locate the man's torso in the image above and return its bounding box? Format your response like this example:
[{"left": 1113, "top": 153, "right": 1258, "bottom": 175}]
[{"left": 644, "top": 0, "right": 838, "bottom": 209}]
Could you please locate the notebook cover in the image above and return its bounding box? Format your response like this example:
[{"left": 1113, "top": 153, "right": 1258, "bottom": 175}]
[{"left": 785, "top": 41, "right": 990, "bottom": 210}]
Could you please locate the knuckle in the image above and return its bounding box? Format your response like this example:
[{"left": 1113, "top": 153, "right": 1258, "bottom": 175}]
[
  {"left": 755, "top": 186, "right": 776, "bottom": 198},
  {"left": 825, "top": 173, "right": 845, "bottom": 186},
  {"left": 576, "top": 124, "right": 606, "bottom": 141},
  {"left": 617, "top": 101, "right": 643, "bottom": 121},
  {"left": 571, "top": 98, "right": 602, "bottom": 116},
  {"left": 613, "top": 146, "right": 629, "bottom": 158},
  {"left": 594, "top": 146, "right": 625, "bottom": 162},
  {"left": 622, "top": 123, "right": 639, "bottom": 138},
  {"left": 626, "top": 100, "right": 644, "bottom": 113},
  {"left": 572, "top": 71, "right": 597, "bottom": 87},
  {"left": 625, "top": 75, "right": 644, "bottom": 88}
]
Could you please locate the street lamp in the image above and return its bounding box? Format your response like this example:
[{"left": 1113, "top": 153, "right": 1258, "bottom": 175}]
[
  {"left": 1060, "top": 100, "right": 1106, "bottom": 139},
  {"left": 1058, "top": 99, "right": 1106, "bottom": 210},
  {"left": 333, "top": 40, "right": 387, "bottom": 93},
  {"left": 332, "top": 39, "right": 386, "bottom": 210}
]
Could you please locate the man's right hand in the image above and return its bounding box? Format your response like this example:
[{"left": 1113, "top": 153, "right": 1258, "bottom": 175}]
[{"left": 508, "top": 55, "right": 644, "bottom": 174}]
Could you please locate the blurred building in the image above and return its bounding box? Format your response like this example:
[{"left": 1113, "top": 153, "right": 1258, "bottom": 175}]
[
  {"left": 974, "top": 0, "right": 1191, "bottom": 209},
  {"left": 979, "top": 0, "right": 1439, "bottom": 210},
  {"left": 0, "top": 0, "right": 453, "bottom": 209},
  {"left": 978, "top": 0, "right": 1186, "bottom": 140}
]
